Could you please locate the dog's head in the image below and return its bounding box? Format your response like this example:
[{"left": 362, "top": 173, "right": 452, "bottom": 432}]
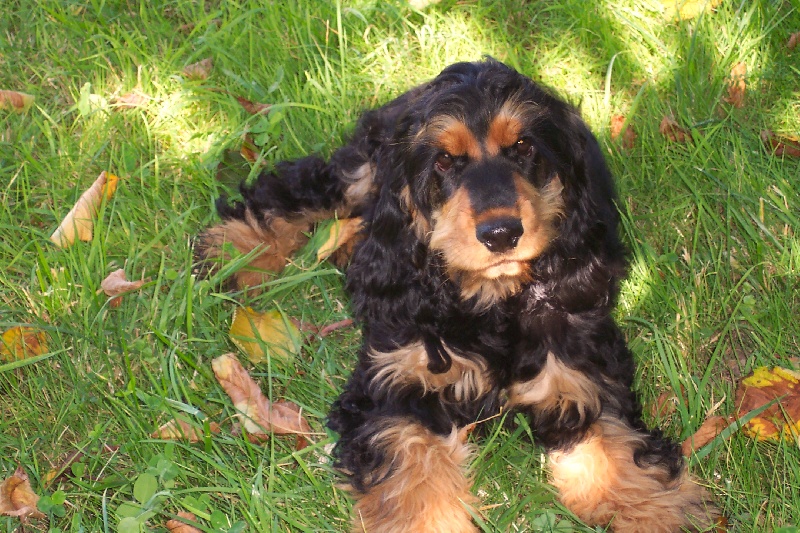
[
  {"left": 352, "top": 59, "right": 623, "bottom": 320},
  {"left": 365, "top": 60, "right": 619, "bottom": 309}
]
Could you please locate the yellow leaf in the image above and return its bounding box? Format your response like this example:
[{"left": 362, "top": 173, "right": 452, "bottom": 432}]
[
  {"left": 0, "top": 327, "right": 48, "bottom": 362},
  {"left": 316, "top": 217, "right": 363, "bottom": 263},
  {"left": 661, "top": 0, "right": 723, "bottom": 21},
  {"left": 50, "top": 171, "right": 119, "bottom": 247},
  {"left": 0, "top": 466, "right": 45, "bottom": 520},
  {"left": 229, "top": 307, "right": 300, "bottom": 364},
  {"left": 0, "top": 90, "right": 35, "bottom": 112},
  {"left": 735, "top": 366, "right": 800, "bottom": 441}
]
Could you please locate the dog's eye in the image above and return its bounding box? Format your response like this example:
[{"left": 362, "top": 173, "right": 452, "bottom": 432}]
[
  {"left": 435, "top": 153, "right": 454, "bottom": 172},
  {"left": 515, "top": 138, "right": 534, "bottom": 158}
]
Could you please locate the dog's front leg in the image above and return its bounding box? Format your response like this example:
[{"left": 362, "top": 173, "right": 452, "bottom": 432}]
[
  {"left": 344, "top": 417, "right": 478, "bottom": 533},
  {"left": 509, "top": 353, "right": 719, "bottom": 532}
]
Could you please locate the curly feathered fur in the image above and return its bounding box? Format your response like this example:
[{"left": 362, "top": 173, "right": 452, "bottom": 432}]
[{"left": 197, "top": 59, "right": 720, "bottom": 532}]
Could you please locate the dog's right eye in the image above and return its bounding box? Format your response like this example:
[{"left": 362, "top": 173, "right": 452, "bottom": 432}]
[{"left": 435, "top": 153, "right": 454, "bottom": 173}]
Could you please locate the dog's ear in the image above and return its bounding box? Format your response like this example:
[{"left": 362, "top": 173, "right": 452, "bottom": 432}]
[
  {"left": 345, "top": 148, "right": 453, "bottom": 373},
  {"left": 529, "top": 108, "right": 628, "bottom": 313},
  {"left": 515, "top": 109, "right": 629, "bottom": 380}
]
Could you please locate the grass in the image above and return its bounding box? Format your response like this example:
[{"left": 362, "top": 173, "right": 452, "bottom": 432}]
[{"left": 1, "top": 0, "right": 798, "bottom": 531}]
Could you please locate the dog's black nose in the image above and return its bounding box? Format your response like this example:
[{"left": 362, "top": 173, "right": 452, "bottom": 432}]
[{"left": 476, "top": 217, "right": 523, "bottom": 253}]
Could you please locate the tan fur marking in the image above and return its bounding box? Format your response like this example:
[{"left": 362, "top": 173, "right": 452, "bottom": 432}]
[
  {"left": 399, "top": 185, "right": 432, "bottom": 242},
  {"left": 352, "top": 420, "right": 477, "bottom": 533},
  {"left": 549, "top": 416, "right": 720, "bottom": 532},
  {"left": 507, "top": 353, "right": 601, "bottom": 425},
  {"left": 420, "top": 116, "right": 482, "bottom": 159},
  {"left": 343, "top": 162, "right": 376, "bottom": 209},
  {"left": 486, "top": 111, "right": 524, "bottom": 156},
  {"left": 369, "top": 342, "right": 491, "bottom": 401},
  {"left": 430, "top": 176, "right": 564, "bottom": 308},
  {"left": 197, "top": 209, "right": 321, "bottom": 290}
]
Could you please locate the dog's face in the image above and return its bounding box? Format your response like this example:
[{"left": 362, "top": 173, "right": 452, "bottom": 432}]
[{"left": 397, "top": 63, "right": 570, "bottom": 307}]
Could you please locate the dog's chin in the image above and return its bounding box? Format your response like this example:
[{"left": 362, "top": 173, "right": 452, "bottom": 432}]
[
  {"left": 482, "top": 259, "right": 526, "bottom": 279},
  {"left": 452, "top": 261, "right": 532, "bottom": 310}
]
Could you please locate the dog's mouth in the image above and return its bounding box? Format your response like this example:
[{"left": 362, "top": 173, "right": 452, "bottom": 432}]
[{"left": 481, "top": 258, "right": 528, "bottom": 279}]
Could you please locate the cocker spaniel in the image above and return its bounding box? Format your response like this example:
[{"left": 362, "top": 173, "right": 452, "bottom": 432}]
[{"left": 197, "top": 59, "right": 720, "bottom": 532}]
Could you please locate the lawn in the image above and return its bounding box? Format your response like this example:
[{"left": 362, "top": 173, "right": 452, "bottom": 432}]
[{"left": 1, "top": 0, "right": 798, "bottom": 531}]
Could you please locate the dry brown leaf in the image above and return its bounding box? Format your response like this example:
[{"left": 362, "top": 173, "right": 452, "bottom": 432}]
[
  {"left": 788, "top": 32, "right": 800, "bottom": 50},
  {"left": 240, "top": 134, "right": 260, "bottom": 164},
  {"left": 236, "top": 95, "right": 272, "bottom": 115},
  {"left": 761, "top": 130, "right": 800, "bottom": 158},
  {"left": 610, "top": 115, "right": 637, "bottom": 151},
  {"left": 152, "top": 419, "right": 221, "bottom": 442},
  {"left": 316, "top": 217, "right": 364, "bottom": 262},
  {"left": 649, "top": 390, "right": 679, "bottom": 419},
  {"left": 0, "top": 326, "right": 48, "bottom": 362},
  {"left": 42, "top": 451, "right": 83, "bottom": 487},
  {"left": 99, "top": 269, "right": 146, "bottom": 307},
  {"left": 681, "top": 416, "right": 730, "bottom": 456},
  {"left": 722, "top": 62, "right": 746, "bottom": 108},
  {"left": 735, "top": 366, "right": 800, "bottom": 441},
  {"left": 211, "top": 353, "right": 312, "bottom": 443},
  {"left": 229, "top": 307, "right": 301, "bottom": 364},
  {"left": 111, "top": 92, "right": 148, "bottom": 110},
  {"left": 50, "top": 171, "right": 119, "bottom": 247},
  {"left": 183, "top": 58, "right": 212, "bottom": 80},
  {"left": 659, "top": 116, "right": 692, "bottom": 143},
  {"left": 0, "top": 90, "right": 35, "bottom": 112},
  {"left": 166, "top": 511, "right": 202, "bottom": 533},
  {"left": 0, "top": 466, "right": 45, "bottom": 521}
]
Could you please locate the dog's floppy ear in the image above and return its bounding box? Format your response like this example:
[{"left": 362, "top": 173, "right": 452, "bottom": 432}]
[
  {"left": 345, "top": 146, "right": 453, "bottom": 373},
  {"left": 529, "top": 107, "right": 628, "bottom": 314},
  {"left": 516, "top": 108, "right": 627, "bottom": 379}
]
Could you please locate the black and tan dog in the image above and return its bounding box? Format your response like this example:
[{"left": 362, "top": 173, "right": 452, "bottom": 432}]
[{"left": 197, "top": 59, "right": 720, "bottom": 532}]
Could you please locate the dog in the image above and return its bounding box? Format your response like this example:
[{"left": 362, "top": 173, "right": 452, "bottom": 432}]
[{"left": 197, "top": 59, "right": 720, "bottom": 532}]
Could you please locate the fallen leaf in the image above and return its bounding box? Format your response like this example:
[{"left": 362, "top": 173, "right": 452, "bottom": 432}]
[
  {"left": 661, "top": 0, "right": 723, "bottom": 21},
  {"left": 166, "top": 511, "right": 202, "bottom": 533},
  {"left": 649, "top": 390, "right": 679, "bottom": 419},
  {"left": 236, "top": 95, "right": 271, "bottom": 115},
  {"left": 761, "top": 130, "right": 800, "bottom": 158},
  {"left": 42, "top": 451, "right": 84, "bottom": 487},
  {"left": 735, "top": 366, "right": 800, "bottom": 441},
  {"left": 788, "top": 32, "right": 800, "bottom": 50},
  {"left": 240, "top": 134, "right": 260, "bottom": 164},
  {"left": 0, "top": 90, "right": 35, "bottom": 112},
  {"left": 50, "top": 171, "right": 119, "bottom": 247},
  {"left": 229, "top": 307, "right": 301, "bottom": 364},
  {"left": 610, "top": 115, "right": 637, "bottom": 151},
  {"left": 152, "top": 419, "right": 220, "bottom": 442},
  {"left": 722, "top": 62, "right": 746, "bottom": 108},
  {"left": 0, "top": 327, "right": 48, "bottom": 362},
  {"left": 99, "top": 269, "right": 146, "bottom": 307},
  {"left": 659, "top": 116, "right": 692, "bottom": 143},
  {"left": 111, "top": 92, "right": 148, "bottom": 110},
  {"left": 316, "top": 217, "right": 364, "bottom": 262},
  {"left": 681, "top": 416, "right": 730, "bottom": 456},
  {"left": 183, "top": 58, "right": 212, "bottom": 80},
  {"left": 211, "top": 353, "right": 312, "bottom": 444},
  {"left": 0, "top": 466, "right": 45, "bottom": 521}
]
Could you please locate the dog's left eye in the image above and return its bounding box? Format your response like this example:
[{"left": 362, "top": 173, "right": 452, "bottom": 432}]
[
  {"left": 515, "top": 138, "right": 534, "bottom": 158},
  {"left": 435, "top": 153, "right": 454, "bottom": 173}
]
